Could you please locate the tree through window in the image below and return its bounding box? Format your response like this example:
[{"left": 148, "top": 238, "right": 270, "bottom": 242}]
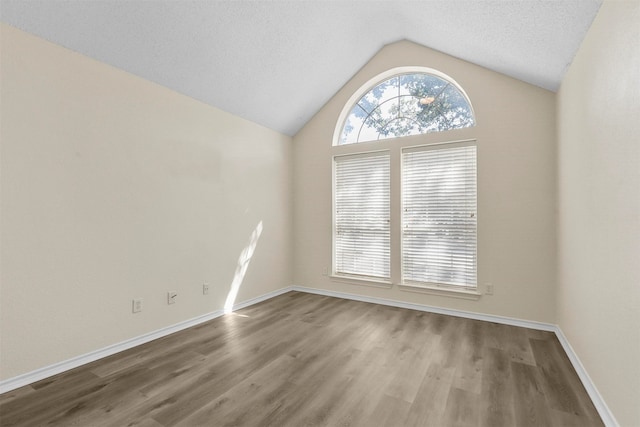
[
  {"left": 333, "top": 68, "right": 478, "bottom": 291},
  {"left": 339, "top": 72, "right": 475, "bottom": 145}
]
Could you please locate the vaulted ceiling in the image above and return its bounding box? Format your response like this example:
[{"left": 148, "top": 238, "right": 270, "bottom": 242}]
[{"left": 0, "top": 0, "right": 602, "bottom": 136}]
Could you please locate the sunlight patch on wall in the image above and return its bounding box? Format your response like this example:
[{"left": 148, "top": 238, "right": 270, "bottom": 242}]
[{"left": 224, "top": 221, "right": 263, "bottom": 314}]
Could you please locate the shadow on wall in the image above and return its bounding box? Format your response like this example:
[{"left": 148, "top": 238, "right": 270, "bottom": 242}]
[{"left": 224, "top": 221, "right": 264, "bottom": 313}]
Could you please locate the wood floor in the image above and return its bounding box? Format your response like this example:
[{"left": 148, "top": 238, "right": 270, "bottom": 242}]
[{"left": 0, "top": 291, "right": 603, "bottom": 427}]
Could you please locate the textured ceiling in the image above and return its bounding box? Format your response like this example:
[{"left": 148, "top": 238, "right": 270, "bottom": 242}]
[{"left": 0, "top": 0, "right": 602, "bottom": 136}]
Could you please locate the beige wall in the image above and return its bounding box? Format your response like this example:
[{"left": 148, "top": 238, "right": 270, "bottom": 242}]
[
  {"left": 0, "top": 25, "right": 293, "bottom": 380},
  {"left": 4, "top": 7, "right": 636, "bottom": 424},
  {"left": 293, "top": 40, "right": 557, "bottom": 323},
  {"left": 557, "top": 1, "right": 640, "bottom": 425}
]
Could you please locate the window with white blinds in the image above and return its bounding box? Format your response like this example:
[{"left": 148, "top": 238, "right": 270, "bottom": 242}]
[
  {"left": 334, "top": 152, "right": 390, "bottom": 280},
  {"left": 402, "top": 144, "right": 477, "bottom": 288}
]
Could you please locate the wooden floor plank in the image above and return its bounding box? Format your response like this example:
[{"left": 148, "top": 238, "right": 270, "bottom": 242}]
[
  {"left": 365, "top": 394, "right": 412, "bottom": 427},
  {"left": 511, "top": 361, "right": 553, "bottom": 426},
  {"left": 530, "top": 337, "right": 604, "bottom": 425},
  {"left": 452, "top": 318, "right": 485, "bottom": 394},
  {"left": 403, "top": 361, "right": 456, "bottom": 426},
  {"left": 0, "top": 387, "right": 34, "bottom": 407},
  {"left": 176, "top": 353, "right": 297, "bottom": 426},
  {"left": 478, "top": 346, "right": 515, "bottom": 427},
  {"left": 0, "top": 291, "right": 604, "bottom": 427},
  {"left": 441, "top": 387, "right": 480, "bottom": 427}
]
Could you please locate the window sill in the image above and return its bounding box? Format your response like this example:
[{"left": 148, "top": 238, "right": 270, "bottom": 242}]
[
  {"left": 329, "top": 275, "right": 393, "bottom": 289},
  {"left": 399, "top": 283, "right": 482, "bottom": 300}
]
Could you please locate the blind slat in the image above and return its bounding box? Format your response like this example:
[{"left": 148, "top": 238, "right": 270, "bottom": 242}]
[
  {"left": 335, "top": 153, "right": 390, "bottom": 279},
  {"left": 402, "top": 145, "right": 477, "bottom": 288}
]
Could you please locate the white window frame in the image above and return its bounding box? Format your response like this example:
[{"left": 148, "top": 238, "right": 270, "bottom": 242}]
[
  {"left": 331, "top": 67, "right": 480, "bottom": 299},
  {"left": 333, "top": 66, "right": 476, "bottom": 147},
  {"left": 401, "top": 140, "right": 478, "bottom": 293},
  {"left": 332, "top": 150, "right": 391, "bottom": 284}
]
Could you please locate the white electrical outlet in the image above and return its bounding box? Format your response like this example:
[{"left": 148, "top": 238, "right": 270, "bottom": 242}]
[
  {"left": 203, "top": 283, "right": 210, "bottom": 295},
  {"left": 485, "top": 283, "right": 494, "bottom": 295},
  {"left": 167, "top": 291, "right": 177, "bottom": 305},
  {"left": 132, "top": 298, "right": 143, "bottom": 313},
  {"left": 322, "top": 267, "right": 329, "bottom": 276}
]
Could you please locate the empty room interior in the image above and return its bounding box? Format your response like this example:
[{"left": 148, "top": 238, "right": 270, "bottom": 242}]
[{"left": 0, "top": 0, "right": 638, "bottom": 426}]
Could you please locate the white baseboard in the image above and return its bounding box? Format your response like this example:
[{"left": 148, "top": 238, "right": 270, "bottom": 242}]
[
  {"left": 290, "top": 285, "right": 617, "bottom": 426},
  {"left": 1, "top": 284, "right": 618, "bottom": 427},
  {"left": 290, "top": 285, "right": 556, "bottom": 331},
  {"left": 0, "top": 286, "right": 292, "bottom": 394},
  {"left": 554, "top": 327, "right": 619, "bottom": 427},
  {"left": 230, "top": 286, "right": 292, "bottom": 312}
]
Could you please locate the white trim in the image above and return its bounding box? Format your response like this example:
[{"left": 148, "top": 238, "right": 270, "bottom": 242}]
[
  {"left": 0, "top": 287, "right": 291, "bottom": 394},
  {"left": 289, "top": 285, "right": 617, "bottom": 426},
  {"left": 401, "top": 138, "right": 477, "bottom": 152},
  {"left": 329, "top": 274, "right": 393, "bottom": 288},
  {"left": 290, "top": 285, "right": 554, "bottom": 331},
  {"left": 1, "top": 284, "right": 618, "bottom": 427},
  {"left": 228, "top": 287, "right": 292, "bottom": 311},
  {"left": 332, "top": 66, "right": 476, "bottom": 146},
  {"left": 332, "top": 151, "right": 392, "bottom": 280},
  {"left": 554, "top": 327, "right": 619, "bottom": 427},
  {"left": 398, "top": 283, "right": 482, "bottom": 300},
  {"left": 400, "top": 142, "right": 478, "bottom": 292}
]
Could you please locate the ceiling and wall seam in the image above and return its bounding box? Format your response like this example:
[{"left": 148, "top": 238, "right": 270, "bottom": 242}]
[{"left": 0, "top": 0, "right": 603, "bottom": 136}]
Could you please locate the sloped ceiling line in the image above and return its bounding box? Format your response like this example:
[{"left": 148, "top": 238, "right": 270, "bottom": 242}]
[{"left": 0, "top": 0, "right": 602, "bottom": 136}]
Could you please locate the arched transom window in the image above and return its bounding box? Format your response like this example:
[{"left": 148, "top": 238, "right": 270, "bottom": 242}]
[
  {"left": 338, "top": 71, "right": 475, "bottom": 145},
  {"left": 332, "top": 67, "right": 478, "bottom": 293}
]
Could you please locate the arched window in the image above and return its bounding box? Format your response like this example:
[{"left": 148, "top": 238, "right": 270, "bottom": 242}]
[
  {"left": 332, "top": 67, "right": 478, "bottom": 294},
  {"left": 336, "top": 69, "right": 475, "bottom": 145}
]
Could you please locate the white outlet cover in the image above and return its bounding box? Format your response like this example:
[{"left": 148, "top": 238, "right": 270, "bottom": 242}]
[
  {"left": 132, "top": 298, "right": 143, "bottom": 313},
  {"left": 167, "top": 292, "right": 177, "bottom": 304}
]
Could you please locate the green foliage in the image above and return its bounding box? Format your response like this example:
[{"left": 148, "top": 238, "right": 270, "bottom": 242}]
[{"left": 341, "top": 73, "right": 474, "bottom": 144}]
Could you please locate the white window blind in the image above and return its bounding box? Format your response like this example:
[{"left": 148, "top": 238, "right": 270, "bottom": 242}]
[
  {"left": 334, "top": 152, "right": 390, "bottom": 280},
  {"left": 402, "top": 144, "right": 477, "bottom": 288}
]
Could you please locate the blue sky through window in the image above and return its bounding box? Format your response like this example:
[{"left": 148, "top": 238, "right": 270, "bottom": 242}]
[{"left": 340, "top": 73, "right": 475, "bottom": 145}]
